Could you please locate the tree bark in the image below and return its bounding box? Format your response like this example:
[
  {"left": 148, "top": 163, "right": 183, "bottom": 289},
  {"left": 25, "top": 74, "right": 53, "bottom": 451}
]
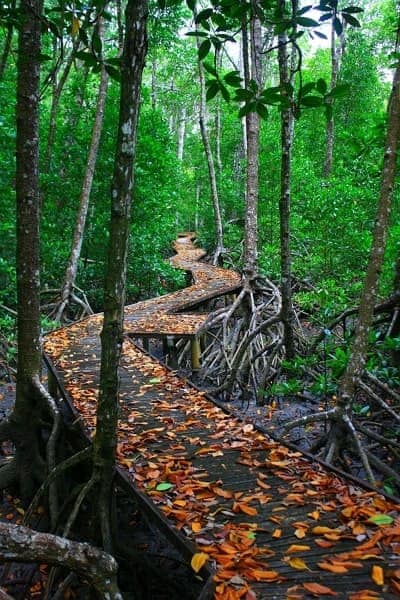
[
  {"left": 5, "top": 0, "right": 45, "bottom": 500},
  {"left": 93, "top": 0, "right": 148, "bottom": 553},
  {"left": 197, "top": 34, "right": 224, "bottom": 263},
  {"left": 0, "top": 522, "right": 122, "bottom": 599},
  {"left": 278, "top": 0, "right": 297, "bottom": 359},
  {"left": 55, "top": 20, "right": 109, "bottom": 323},
  {"left": 339, "top": 60, "right": 400, "bottom": 399},
  {"left": 242, "top": 16, "right": 261, "bottom": 280},
  {"left": 323, "top": 21, "right": 346, "bottom": 178},
  {"left": 177, "top": 106, "right": 186, "bottom": 161}
]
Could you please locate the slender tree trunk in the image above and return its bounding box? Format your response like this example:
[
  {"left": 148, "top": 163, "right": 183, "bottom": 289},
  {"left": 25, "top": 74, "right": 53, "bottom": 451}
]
[
  {"left": 197, "top": 35, "right": 224, "bottom": 263},
  {"left": 242, "top": 17, "right": 261, "bottom": 280},
  {"left": 7, "top": 0, "right": 45, "bottom": 499},
  {"left": 177, "top": 106, "right": 186, "bottom": 160},
  {"left": 389, "top": 253, "right": 400, "bottom": 366},
  {"left": 339, "top": 60, "right": 400, "bottom": 399},
  {"left": 151, "top": 57, "right": 157, "bottom": 110},
  {"left": 323, "top": 22, "right": 345, "bottom": 178},
  {"left": 55, "top": 21, "right": 109, "bottom": 323},
  {"left": 93, "top": 0, "right": 148, "bottom": 553},
  {"left": 44, "top": 40, "right": 80, "bottom": 173},
  {"left": 0, "top": 0, "right": 15, "bottom": 81},
  {"left": 278, "top": 0, "right": 297, "bottom": 359}
]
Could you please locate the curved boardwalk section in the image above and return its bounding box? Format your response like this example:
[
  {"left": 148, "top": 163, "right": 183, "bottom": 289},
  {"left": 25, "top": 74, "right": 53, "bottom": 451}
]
[{"left": 44, "top": 235, "right": 400, "bottom": 600}]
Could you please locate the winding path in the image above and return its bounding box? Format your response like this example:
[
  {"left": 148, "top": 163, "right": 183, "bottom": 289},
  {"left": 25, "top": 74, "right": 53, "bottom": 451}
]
[{"left": 44, "top": 234, "right": 400, "bottom": 600}]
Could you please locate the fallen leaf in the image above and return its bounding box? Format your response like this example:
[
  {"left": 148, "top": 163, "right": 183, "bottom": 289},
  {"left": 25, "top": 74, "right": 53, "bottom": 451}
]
[
  {"left": 191, "top": 552, "right": 209, "bottom": 573},
  {"left": 367, "top": 514, "right": 394, "bottom": 526},
  {"left": 371, "top": 565, "right": 384, "bottom": 586},
  {"left": 288, "top": 557, "right": 309, "bottom": 570},
  {"left": 286, "top": 544, "right": 311, "bottom": 553},
  {"left": 303, "top": 582, "right": 338, "bottom": 596},
  {"left": 318, "top": 561, "right": 348, "bottom": 573}
]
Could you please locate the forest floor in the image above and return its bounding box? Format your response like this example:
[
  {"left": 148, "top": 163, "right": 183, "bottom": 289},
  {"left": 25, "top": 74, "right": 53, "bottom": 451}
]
[{"left": 0, "top": 383, "right": 203, "bottom": 599}]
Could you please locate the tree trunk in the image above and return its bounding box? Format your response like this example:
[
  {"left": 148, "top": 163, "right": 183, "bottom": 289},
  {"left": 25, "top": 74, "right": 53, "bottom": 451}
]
[
  {"left": 197, "top": 35, "right": 224, "bottom": 263},
  {"left": 0, "top": 522, "right": 122, "bottom": 599},
  {"left": 278, "top": 0, "right": 297, "bottom": 359},
  {"left": 323, "top": 21, "right": 346, "bottom": 178},
  {"left": 339, "top": 60, "right": 400, "bottom": 399},
  {"left": 242, "top": 17, "right": 261, "bottom": 280},
  {"left": 0, "top": 0, "right": 46, "bottom": 500},
  {"left": 177, "top": 106, "right": 186, "bottom": 161},
  {"left": 55, "top": 20, "right": 109, "bottom": 323},
  {"left": 93, "top": 0, "right": 148, "bottom": 553},
  {"left": 44, "top": 39, "right": 80, "bottom": 174}
]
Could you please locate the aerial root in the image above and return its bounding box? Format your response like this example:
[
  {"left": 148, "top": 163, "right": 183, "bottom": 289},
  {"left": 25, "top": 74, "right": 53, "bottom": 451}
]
[
  {"left": 282, "top": 377, "right": 400, "bottom": 489},
  {"left": 41, "top": 284, "right": 93, "bottom": 324},
  {"left": 181, "top": 276, "right": 285, "bottom": 401}
]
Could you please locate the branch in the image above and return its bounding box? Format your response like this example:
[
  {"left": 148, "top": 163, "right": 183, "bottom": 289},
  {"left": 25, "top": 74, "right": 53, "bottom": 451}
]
[{"left": 0, "top": 522, "right": 122, "bottom": 599}]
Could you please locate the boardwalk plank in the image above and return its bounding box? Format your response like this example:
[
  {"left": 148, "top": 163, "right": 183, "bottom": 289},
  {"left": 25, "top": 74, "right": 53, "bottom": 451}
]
[{"left": 44, "top": 234, "right": 400, "bottom": 600}]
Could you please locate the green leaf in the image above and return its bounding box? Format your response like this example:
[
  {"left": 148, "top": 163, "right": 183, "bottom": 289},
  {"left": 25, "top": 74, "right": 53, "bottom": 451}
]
[
  {"left": 206, "top": 81, "right": 219, "bottom": 101},
  {"left": 319, "top": 12, "right": 333, "bottom": 22},
  {"left": 203, "top": 62, "right": 217, "bottom": 76},
  {"left": 301, "top": 82, "right": 316, "bottom": 96},
  {"left": 316, "top": 78, "right": 327, "bottom": 94},
  {"left": 104, "top": 64, "right": 121, "bottom": 82},
  {"left": 256, "top": 102, "right": 268, "bottom": 120},
  {"left": 224, "top": 70, "right": 242, "bottom": 87},
  {"left": 314, "top": 30, "right": 328, "bottom": 39},
  {"left": 333, "top": 16, "right": 343, "bottom": 36},
  {"left": 342, "top": 6, "right": 363, "bottom": 13},
  {"left": 342, "top": 13, "right": 361, "bottom": 27},
  {"left": 198, "top": 39, "right": 211, "bottom": 61},
  {"left": 300, "top": 95, "right": 323, "bottom": 107},
  {"left": 367, "top": 514, "right": 394, "bottom": 526},
  {"left": 297, "top": 5, "right": 313, "bottom": 15},
  {"left": 186, "top": 0, "right": 196, "bottom": 10},
  {"left": 149, "top": 377, "right": 161, "bottom": 384},
  {"left": 219, "top": 83, "right": 230, "bottom": 103},
  {"left": 195, "top": 8, "right": 213, "bottom": 23},
  {"left": 92, "top": 31, "right": 102, "bottom": 55},
  {"left": 156, "top": 482, "right": 173, "bottom": 491},
  {"left": 234, "top": 88, "right": 254, "bottom": 102},
  {"left": 328, "top": 83, "right": 350, "bottom": 98},
  {"left": 296, "top": 16, "right": 320, "bottom": 27},
  {"left": 238, "top": 101, "right": 256, "bottom": 118}
]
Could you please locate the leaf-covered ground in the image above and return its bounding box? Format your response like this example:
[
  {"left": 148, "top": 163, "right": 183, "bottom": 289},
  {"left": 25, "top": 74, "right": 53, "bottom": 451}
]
[{"left": 43, "top": 235, "right": 400, "bottom": 599}]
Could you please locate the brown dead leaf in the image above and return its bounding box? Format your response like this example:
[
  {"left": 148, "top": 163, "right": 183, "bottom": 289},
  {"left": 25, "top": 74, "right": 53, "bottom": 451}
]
[
  {"left": 302, "top": 582, "right": 338, "bottom": 596},
  {"left": 286, "top": 544, "right": 311, "bottom": 553}
]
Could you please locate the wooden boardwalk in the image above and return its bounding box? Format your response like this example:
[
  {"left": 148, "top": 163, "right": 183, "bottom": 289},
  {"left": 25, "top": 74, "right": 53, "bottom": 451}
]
[{"left": 44, "top": 234, "right": 400, "bottom": 600}]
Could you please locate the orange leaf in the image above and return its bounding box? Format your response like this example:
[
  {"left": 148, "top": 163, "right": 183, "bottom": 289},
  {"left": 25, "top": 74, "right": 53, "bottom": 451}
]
[
  {"left": 347, "top": 591, "right": 382, "bottom": 600},
  {"left": 371, "top": 565, "right": 384, "bottom": 586},
  {"left": 294, "top": 528, "right": 307, "bottom": 539},
  {"left": 286, "top": 544, "right": 311, "bottom": 553},
  {"left": 256, "top": 478, "right": 271, "bottom": 490},
  {"left": 214, "top": 487, "right": 234, "bottom": 499},
  {"left": 314, "top": 538, "right": 335, "bottom": 548},
  {"left": 248, "top": 569, "right": 279, "bottom": 582},
  {"left": 191, "top": 552, "right": 209, "bottom": 573},
  {"left": 312, "top": 526, "right": 339, "bottom": 535},
  {"left": 272, "top": 528, "right": 282, "bottom": 538},
  {"left": 191, "top": 521, "right": 202, "bottom": 533},
  {"left": 234, "top": 502, "right": 258, "bottom": 516},
  {"left": 318, "top": 561, "right": 348, "bottom": 573},
  {"left": 303, "top": 582, "right": 338, "bottom": 596}
]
